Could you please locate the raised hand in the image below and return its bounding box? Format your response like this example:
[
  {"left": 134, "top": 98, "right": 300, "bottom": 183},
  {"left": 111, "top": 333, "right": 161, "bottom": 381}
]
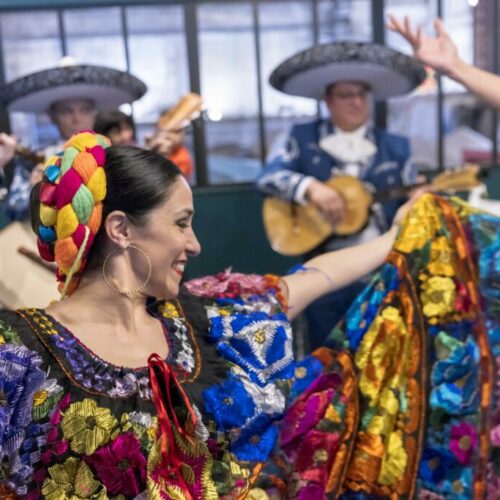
[
  {"left": 147, "top": 129, "right": 184, "bottom": 157},
  {"left": 0, "top": 133, "right": 17, "bottom": 173},
  {"left": 387, "top": 15, "right": 460, "bottom": 75}
]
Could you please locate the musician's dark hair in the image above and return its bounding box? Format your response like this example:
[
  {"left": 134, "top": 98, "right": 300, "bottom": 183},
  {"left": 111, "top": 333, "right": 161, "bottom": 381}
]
[
  {"left": 94, "top": 110, "right": 136, "bottom": 141},
  {"left": 30, "top": 145, "right": 181, "bottom": 270}
]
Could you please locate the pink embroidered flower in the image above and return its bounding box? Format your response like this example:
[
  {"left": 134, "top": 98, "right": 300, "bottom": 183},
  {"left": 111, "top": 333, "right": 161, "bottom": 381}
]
[
  {"left": 490, "top": 423, "right": 500, "bottom": 446},
  {"left": 184, "top": 268, "right": 268, "bottom": 298},
  {"left": 49, "top": 393, "right": 71, "bottom": 425},
  {"left": 449, "top": 421, "right": 478, "bottom": 464},
  {"left": 85, "top": 433, "right": 147, "bottom": 496}
]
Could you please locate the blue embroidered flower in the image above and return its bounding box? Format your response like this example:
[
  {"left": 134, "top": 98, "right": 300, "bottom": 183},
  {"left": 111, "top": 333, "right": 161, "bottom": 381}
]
[
  {"left": 230, "top": 414, "right": 279, "bottom": 462},
  {"left": 419, "top": 447, "right": 458, "bottom": 485},
  {"left": 0, "top": 344, "right": 46, "bottom": 440},
  {"left": 430, "top": 336, "right": 479, "bottom": 415},
  {"left": 0, "top": 343, "right": 46, "bottom": 489},
  {"left": 203, "top": 374, "right": 256, "bottom": 431},
  {"left": 289, "top": 355, "right": 324, "bottom": 401},
  {"left": 209, "top": 316, "right": 225, "bottom": 341},
  {"left": 210, "top": 309, "right": 293, "bottom": 387},
  {"left": 345, "top": 263, "right": 399, "bottom": 350},
  {"left": 440, "top": 466, "right": 473, "bottom": 499}
]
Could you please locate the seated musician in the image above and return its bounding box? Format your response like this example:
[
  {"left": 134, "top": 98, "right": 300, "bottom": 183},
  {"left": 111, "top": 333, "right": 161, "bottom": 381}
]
[{"left": 256, "top": 42, "right": 426, "bottom": 349}]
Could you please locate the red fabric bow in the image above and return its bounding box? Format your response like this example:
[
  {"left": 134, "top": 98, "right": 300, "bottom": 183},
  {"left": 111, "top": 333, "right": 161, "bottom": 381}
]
[{"left": 148, "top": 353, "right": 198, "bottom": 500}]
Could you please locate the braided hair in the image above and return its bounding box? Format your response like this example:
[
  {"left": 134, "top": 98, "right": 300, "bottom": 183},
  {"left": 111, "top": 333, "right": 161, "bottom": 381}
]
[{"left": 31, "top": 131, "right": 182, "bottom": 298}]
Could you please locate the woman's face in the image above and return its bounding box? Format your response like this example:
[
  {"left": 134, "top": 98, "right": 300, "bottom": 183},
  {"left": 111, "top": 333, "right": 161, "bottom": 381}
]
[{"left": 130, "top": 176, "right": 201, "bottom": 299}]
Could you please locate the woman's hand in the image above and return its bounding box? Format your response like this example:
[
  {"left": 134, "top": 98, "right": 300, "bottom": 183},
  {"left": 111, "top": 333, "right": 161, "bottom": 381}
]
[
  {"left": 392, "top": 187, "right": 428, "bottom": 228},
  {"left": 387, "top": 15, "right": 460, "bottom": 75}
]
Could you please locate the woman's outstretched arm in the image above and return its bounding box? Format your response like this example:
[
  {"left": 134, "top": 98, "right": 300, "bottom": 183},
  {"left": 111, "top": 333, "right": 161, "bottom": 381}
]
[
  {"left": 281, "top": 225, "right": 397, "bottom": 320},
  {"left": 281, "top": 188, "right": 426, "bottom": 319}
]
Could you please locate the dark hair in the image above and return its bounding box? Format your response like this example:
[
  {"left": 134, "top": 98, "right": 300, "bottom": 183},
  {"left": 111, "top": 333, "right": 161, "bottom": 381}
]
[
  {"left": 94, "top": 110, "right": 136, "bottom": 140},
  {"left": 30, "top": 145, "right": 182, "bottom": 270}
]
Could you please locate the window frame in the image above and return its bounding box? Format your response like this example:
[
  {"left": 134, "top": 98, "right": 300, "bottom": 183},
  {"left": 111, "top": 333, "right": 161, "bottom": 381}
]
[{"left": 0, "top": 0, "right": 494, "bottom": 186}]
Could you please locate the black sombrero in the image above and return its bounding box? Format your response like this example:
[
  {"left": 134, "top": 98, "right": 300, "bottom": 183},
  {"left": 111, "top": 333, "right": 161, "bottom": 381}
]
[
  {"left": 0, "top": 64, "right": 147, "bottom": 113},
  {"left": 269, "top": 41, "right": 426, "bottom": 101}
]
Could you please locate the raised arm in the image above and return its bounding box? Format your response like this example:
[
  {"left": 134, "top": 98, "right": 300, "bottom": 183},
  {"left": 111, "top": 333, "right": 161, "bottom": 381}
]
[{"left": 387, "top": 15, "right": 500, "bottom": 110}]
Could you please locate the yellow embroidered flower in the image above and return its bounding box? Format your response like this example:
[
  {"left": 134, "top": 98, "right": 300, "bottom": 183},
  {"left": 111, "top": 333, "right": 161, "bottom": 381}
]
[
  {"left": 61, "top": 399, "right": 118, "bottom": 454},
  {"left": 420, "top": 276, "right": 456, "bottom": 318},
  {"left": 367, "top": 389, "right": 399, "bottom": 436},
  {"left": 42, "top": 457, "right": 107, "bottom": 499},
  {"left": 160, "top": 301, "right": 179, "bottom": 318},
  {"left": 378, "top": 431, "right": 408, "bottom": 485},
  {"left": 356, "top": 306, "right": 409, "bottom": 406},
  {"left": 427, "top": 236, "right": 455, "bottom": 276},
  {"left": 394, "top": 194, "right": 442, "bottom": 254}
]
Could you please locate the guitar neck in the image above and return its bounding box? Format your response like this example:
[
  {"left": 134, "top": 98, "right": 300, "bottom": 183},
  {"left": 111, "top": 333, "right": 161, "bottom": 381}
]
[
  {"left": 372, "top": 164, "right": 489, "bottom": 202},
  {"left": 372, "top": 182, "right": 424, "bottom": 202}
]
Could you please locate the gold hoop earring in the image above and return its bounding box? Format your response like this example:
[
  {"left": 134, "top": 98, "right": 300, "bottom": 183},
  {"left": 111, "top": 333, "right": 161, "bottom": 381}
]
[{"left": 102, "top": 244, "right": 152, "bottom": 296}]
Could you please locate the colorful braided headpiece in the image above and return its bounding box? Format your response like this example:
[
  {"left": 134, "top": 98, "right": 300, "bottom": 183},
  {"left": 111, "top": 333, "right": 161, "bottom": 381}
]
[{"left": 36, "top": 131, "right": 111, "bottom": 297}]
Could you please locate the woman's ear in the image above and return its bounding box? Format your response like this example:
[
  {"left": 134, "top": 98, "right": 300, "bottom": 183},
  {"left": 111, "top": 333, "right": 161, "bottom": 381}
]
[{"left": 104, "top": 210, "right": 132, "bottom": 249}]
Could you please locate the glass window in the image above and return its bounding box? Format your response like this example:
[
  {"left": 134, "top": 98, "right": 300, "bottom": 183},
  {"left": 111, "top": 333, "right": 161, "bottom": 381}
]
[
  {"left": 63, "top": 7, "right": 127, "bottom": 70},
  {"left": 1, "top": 10, "right": 63, "bottom": 149},
  {"left": 1, "top": 10, "right": 61, "bottom": 81},
  {"left": 441, "top": 2, "right": 486, "bottom": 168},
  {"left": 259, "top": 1, "right": 316, "bottom": 160},
  {"left": 125, "top": 5, "right": 190, "bottom": 142},
  {"left": 317, "top": 0, "right": 372, "bottom": 43},
  {"left": 198, "top": 2, "right": 261, "bottom": 184},
  {"left": 385, "top": 0, "right": 440, "bottom": 171}
]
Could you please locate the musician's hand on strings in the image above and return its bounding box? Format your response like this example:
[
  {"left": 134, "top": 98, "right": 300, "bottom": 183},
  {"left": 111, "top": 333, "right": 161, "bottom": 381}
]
[
  {"left": 147, "top": 129, "right": 184, "bottom": 157},
  {"left": 306, "top": 180, "right": 346, "bottom": 225},
  {"left": 387, "top": 15, "right": 459, "bottom": 75},
  {"left": 0, "top": 133, "right": 17, "bottom": 172}
]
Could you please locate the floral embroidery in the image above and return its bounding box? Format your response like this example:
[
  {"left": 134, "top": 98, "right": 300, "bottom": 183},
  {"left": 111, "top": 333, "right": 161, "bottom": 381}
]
[
  {"left": 61, "top": 399, "right": 118, "bottom": 454},
  {"left": 449, "top": 421, "right": 478, "bottom": 465},
  {"left": 427, "top": 236, "right": 455, "bottom": 277},
  {"left": 184, "top": 268, "right": 269, "bottom": 299},
  {"left": 85, "top": 432, "right": 147, "bottom": 495},
  {"left": 203, "top": 374, "right": 256, "bottom": 431},
  {"left": 378, "top": 431, "right": 407, "bottom": 485},
  {"left": 231, "top": 414, "right": 279, "bottom": 462},
  {"left": 0, "top": 194, "right": 498, "bottom": 499},
  {"left": 41, "top": 457, "right": 107, "bottom": 499},
  {"left": 420, "top": 276, "right": 456, "bottom": 318}
]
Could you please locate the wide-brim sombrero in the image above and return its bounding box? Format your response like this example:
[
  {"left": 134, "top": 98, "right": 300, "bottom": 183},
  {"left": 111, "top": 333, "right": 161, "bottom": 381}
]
[
  {"left": 269, "top": 41, "right": 426, "bottom": 101},
  {"left": 0, "top": 64, "right": 147, "bottom": 113}
]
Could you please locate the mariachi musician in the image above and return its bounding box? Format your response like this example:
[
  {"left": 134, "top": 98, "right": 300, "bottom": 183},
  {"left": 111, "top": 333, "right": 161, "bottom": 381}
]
[
  {"left": 0, "top": 60, "right": 146, "bottom": 221},
  {"left": 256, "top": 42, "right": 426, "bottom": 349},
  {"left": 0, "top": 62, "right": 146, "bottom": 308}
]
